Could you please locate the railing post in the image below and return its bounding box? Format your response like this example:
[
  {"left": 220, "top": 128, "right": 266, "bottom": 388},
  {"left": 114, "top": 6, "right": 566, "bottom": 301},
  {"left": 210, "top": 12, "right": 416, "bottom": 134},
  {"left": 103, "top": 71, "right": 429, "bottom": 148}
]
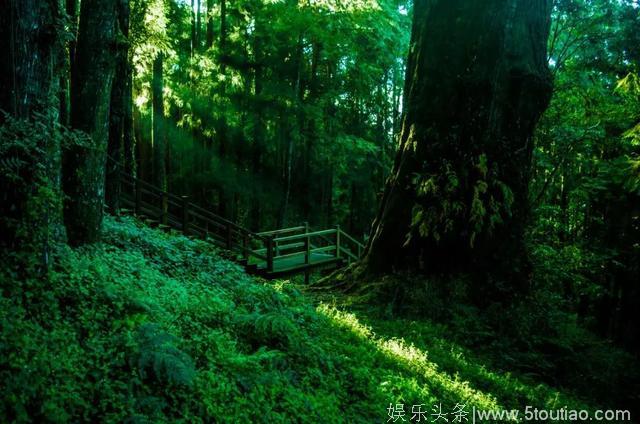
[
  {"left": 266, "top": 236, "right": 274, "bottom": 272},
  {"left": 135, "top": 177, "right": 142, "bottom": 216},
  {"left": 161, "top": 191, "right": 168, "bottom": 225},
  {"left": 181, "top": 195, "right": 190, "bottom": 235},
  {"left": 304, "top": 222, "right": 310, "bottom": 265},
  {"left": 336, "top": 224, "right": 341, "bottom": 259}
]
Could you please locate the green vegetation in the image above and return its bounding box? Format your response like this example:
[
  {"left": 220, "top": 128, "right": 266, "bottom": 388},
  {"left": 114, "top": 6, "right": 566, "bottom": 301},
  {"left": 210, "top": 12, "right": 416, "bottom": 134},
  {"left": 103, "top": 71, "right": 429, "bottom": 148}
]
[
  {"left": 2, "top": 216, "right": 625, "bottom": 423},
  {"left": 1, "top": 0, "right": 639, "bottom": 421}
]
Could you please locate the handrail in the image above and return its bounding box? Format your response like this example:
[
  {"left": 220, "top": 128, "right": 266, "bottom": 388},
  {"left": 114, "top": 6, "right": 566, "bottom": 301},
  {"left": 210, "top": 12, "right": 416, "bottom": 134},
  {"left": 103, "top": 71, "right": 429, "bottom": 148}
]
[
  {"left": 338, "top": 229, "right": 365, "bottom": 250},
  {"left": 121, "top": 168, "right": 262, "bottom": 240},
  {"left": 257, "top": 226, "right": 306, "bottom": 237},
  {"left": 339, "top": 246, "right": 359, "bottom": 262},
  {"left": 274, "top": 229, "right": 337, "bottom": 243},
  {"left": 113, "top": 156, "right": 366, "bottom": 276}
]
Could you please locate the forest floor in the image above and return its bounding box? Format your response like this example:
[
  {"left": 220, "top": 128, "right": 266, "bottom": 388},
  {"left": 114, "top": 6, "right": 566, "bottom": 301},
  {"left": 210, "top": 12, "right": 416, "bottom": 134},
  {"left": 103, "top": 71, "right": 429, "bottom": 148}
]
[{"left": 0, "top": 215, "right": 632, "bottom": 423}]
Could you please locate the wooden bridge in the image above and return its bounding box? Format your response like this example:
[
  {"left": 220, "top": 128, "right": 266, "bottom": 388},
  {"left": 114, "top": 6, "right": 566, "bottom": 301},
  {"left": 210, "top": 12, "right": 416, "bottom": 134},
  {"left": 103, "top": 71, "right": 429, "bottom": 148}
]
[{"left": 117, "top": 171, "right": 365, "bottom": 279}]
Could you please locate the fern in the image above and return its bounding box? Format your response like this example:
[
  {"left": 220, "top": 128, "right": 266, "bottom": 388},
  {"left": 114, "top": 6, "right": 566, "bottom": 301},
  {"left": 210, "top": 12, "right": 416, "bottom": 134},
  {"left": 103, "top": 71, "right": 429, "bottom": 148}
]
[
  {"left": 134, "top": 323, "right": 196, "bottom": 388},
  {"left": 235, "top": 311, "right": 300, "bottom": 350}
]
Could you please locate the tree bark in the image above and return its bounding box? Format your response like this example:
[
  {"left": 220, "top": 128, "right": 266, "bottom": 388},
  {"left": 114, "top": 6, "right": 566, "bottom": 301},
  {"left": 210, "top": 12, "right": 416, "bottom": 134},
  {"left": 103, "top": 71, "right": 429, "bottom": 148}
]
[
  {"left": 249, "top": 25, "right": 265, "bottom": 231},
  {"left": 0, "top": 0, "right": 66, "bottom": 263},
  {"left": 63, "top": 0, "right": 119, "bottom": 245},
  {"left": 123, "top": 59, "right": 135, "bottom": 177},
  {"left": 106, "top": 0, "right": 131, "bottom": 213},
  {"left": 190, "top": 0, "right": 196, "bottom": 57},
  {"left": 362, "top": 0, "right": 553, "bottom": 295},
  {"left": 206, "top": 0, "right": 214, "bottom": 49},
  {"left": 152, "top": 53, "right": 167, "bottom": 192},
  {"left": 59, "top": 0, "right": 79, "bottom": 127},
  {"left": 217, "top": 0, "right": 229, "bottom": 217},
  {"left": 195, "top": 0, "right": 201, "bottom": 50},
  {"left": 0, "top": 0, "right": 63, "bottom": 121},
  {"left": 277, "top": 35, "right": 303, "bottom": 228}
]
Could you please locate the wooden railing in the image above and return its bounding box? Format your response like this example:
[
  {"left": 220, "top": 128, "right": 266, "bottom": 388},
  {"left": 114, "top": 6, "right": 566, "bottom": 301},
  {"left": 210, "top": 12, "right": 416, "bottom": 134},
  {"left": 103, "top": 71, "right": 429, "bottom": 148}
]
[
  {"left": 251, "top": 224, "right": 365, "bottom": 272},
  {"left": 115, "top": 167, "right": 365, "bottom": 277},
  {"left": 119, "top": 172, "right": 266, "bottom": 262}
]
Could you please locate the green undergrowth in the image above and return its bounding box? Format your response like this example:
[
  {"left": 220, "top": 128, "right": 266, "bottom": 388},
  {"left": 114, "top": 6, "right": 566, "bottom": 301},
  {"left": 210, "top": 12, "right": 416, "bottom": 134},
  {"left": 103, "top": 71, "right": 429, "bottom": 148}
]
[{"left": 0, "top": 216, "right": 603, "bottom": 423}]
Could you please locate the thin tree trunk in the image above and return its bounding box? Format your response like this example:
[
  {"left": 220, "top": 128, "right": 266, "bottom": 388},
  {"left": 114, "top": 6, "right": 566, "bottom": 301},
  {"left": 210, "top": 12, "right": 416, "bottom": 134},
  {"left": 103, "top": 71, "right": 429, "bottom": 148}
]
[
  {"left": 249, "top": 14, "right": 265, "bottom": 231},
  {"left": 190, "top": 0, "right": 196, "bottom": 57},
  {"left": 217, "top": 0, "right": 229, "bottom": 217},
  {"left": 106, "top": 0, "right": 131, "bottom": 213},
  {"left": 278, "top": 35, "right": 303, "bottom": 228},
  {"left": 278, "top": 112, "right": 294, "bottom": 228},
  {"left": 152, "top": 53, "right": 166, "bottom": 192},
  {"left": 196, "top": 0, "right": 201, "bottom": 50},
  {"left": 59, "top": 0, "right": 79, "bottom": 127},
  {"left": 302, "top": 42, "right": 321, "bottom": 221},
  {"left": 123, "top": 60, "right": 135, "bottom": 177},
  {"left": 206, "top": 0, "right": 214, "bottom": 49}
]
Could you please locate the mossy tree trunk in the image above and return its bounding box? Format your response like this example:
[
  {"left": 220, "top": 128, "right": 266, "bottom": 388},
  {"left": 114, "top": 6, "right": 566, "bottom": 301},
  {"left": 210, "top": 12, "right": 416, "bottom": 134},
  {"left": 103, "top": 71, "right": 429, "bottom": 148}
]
[
  {"left": 362, "top": 0, "right": 554, "bottom": 296},
  {"left": 0, "top": 0, "right": 63, "bottom": 121},
  {"left": 0, "top": 0, "right": 66, "bottom": 263},
  {"left": 63, "top": 0, "right": 119, "bottom": 245}
]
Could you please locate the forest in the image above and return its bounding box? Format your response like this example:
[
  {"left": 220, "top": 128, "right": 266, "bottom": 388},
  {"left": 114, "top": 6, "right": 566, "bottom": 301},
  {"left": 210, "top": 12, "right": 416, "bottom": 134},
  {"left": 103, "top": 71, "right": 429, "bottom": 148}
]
[{"left": 0, "top": 0, "right": 639, "bottom": 422}]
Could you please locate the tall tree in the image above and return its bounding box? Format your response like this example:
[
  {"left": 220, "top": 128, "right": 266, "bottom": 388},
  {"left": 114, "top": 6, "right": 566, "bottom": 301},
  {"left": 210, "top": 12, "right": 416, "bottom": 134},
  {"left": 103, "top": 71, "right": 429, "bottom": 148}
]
[
  {"left": 0, "top": 0, "right": 63, "bottom": 121},
  {"left": 196, "top": 0, "right": 201, "bottom": 49},
  {"left": 63, "top": 0, "right": 120, "bottom": 245},
  {"left": 216, "top": 0, "right": 229, "bottom": 217},
  {"left": 205, "top": 0, "right": 214, "bottom": 49},
  {"left": 0, "top": 0, "right": 66, "bottom": 262},
  {"left": 60, "top": 0, "right": 79, "bottom": 126},
  {"left": 361, "top": 0, "right": 554, "bottom": 295},
  {"left": 152, "top": 52, "right": 167, "bottom": 192},
  {"left": 106, "top": 0, "right": 132, "bottom": 212}
]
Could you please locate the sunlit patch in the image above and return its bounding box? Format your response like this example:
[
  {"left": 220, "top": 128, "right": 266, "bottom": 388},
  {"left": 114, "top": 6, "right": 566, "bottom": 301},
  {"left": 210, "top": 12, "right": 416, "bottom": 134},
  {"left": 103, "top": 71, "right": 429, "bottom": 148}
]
[
  {"left": 316, "top": 304, "right": 502, "bottom": 411},
  {"left": 135, "top": 93, "right": 149, "bottom": 108}
]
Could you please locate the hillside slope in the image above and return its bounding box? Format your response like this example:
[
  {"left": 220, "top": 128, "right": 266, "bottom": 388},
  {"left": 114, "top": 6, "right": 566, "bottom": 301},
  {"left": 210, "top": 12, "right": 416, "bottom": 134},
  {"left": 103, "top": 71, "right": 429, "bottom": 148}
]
[{"left": 1, "top": 216, "right": 594, "bottom": 423}]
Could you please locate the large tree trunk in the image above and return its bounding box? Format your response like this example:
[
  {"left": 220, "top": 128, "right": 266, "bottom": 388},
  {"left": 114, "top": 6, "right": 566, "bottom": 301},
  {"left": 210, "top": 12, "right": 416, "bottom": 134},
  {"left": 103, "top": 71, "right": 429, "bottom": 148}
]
[
  {"left": 63, "top": 0, "right": 119, "bottom": 245},
  {"left": 362, "top": 0, "right": 553, "bottom": 295},
  {"left": 0, "top": 0, "right": 63, "bottom": 120},
  {"left": 106, "top": 0, "right": 131, "bottom": 213},
  {"left": 0, "top": 0, "right": 66, "bottom": 264}
]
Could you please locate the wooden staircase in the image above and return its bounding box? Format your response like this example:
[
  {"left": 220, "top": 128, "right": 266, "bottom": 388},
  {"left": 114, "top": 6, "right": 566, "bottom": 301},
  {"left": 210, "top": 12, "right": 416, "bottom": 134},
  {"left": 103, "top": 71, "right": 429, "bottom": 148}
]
[{"left": 116, "top": 171, "right": 365, "bottom": 279}]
